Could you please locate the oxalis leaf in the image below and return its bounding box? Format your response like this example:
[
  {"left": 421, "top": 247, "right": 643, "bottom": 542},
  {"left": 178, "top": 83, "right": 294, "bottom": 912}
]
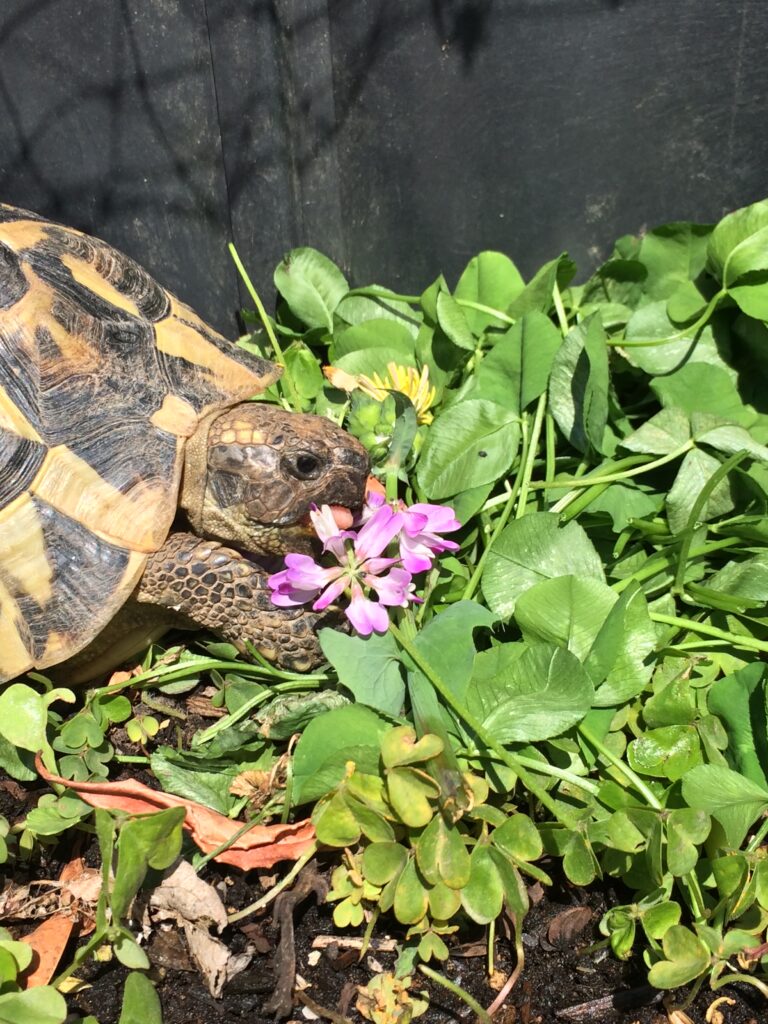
[
  {"left": 482, "top": 512, "right": 604, "bottom": 620},
  {"left": 416, "top": 398, "right": 520, "bottom": 498}
]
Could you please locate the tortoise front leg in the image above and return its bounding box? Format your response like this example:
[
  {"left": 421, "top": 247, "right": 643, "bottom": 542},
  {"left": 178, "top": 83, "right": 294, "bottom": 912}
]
[{"left": 136, "top": 532, "right": 330, "bottom": 672}]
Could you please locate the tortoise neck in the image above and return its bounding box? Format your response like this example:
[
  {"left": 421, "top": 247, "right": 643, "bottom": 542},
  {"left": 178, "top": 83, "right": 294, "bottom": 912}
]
[{"left": 180, "top": 408, "right": 221, "bottom": 533}]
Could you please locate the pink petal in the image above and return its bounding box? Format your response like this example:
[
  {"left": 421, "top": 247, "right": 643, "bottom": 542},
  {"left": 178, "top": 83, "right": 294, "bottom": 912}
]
[
  {"left": 354, "top": 504, "right": 403, "bottom": 561},
  {"left": 312, "top": 576, "right": 349, "bottom": 611},
  {"left": 309, "top": 505, "right": 353, "bottom": 560},
  {"left": 365, "top": 566, "right": 416, "bottom": 607},
  {"left": 345, "top": 584, "right": 390, "bottom": 635},
  {"left": 404, "top": 503, "right": 461, "bottom": 535}
]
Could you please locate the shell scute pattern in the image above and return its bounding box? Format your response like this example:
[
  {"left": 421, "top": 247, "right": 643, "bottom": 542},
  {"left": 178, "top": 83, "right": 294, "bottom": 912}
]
[{"left": 0, "top": 204, "right": 281, "bottom": 678}]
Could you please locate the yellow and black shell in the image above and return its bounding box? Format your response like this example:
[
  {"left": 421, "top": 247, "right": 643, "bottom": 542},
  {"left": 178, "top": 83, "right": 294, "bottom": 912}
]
[{"left": 0, "top": 204, "right": 280, "bottom": 682}]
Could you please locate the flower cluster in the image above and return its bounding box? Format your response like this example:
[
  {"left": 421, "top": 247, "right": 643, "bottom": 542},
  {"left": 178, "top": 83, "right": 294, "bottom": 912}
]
[{"left": 268, "top": 494, "right": 460, "bottom": 636}]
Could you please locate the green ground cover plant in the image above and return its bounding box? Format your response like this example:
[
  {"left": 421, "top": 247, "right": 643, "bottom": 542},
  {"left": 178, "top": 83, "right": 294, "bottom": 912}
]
[{"left": 6, "top": 198, "right": 768, "bottom": 1020}]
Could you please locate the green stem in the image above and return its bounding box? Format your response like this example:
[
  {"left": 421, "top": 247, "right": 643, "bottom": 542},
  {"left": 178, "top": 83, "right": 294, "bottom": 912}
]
[
  {"left": 611, "top": 536, "right": 741, "bottom": 594},
  {"left": 552, "top": 281, "right": 570, "bottom": 335},
  {"left": 673, "top": 450, "right": 749, "bottom": 594},
  {"left": 194, "top": 678, "right": 324, "bottom": 745},
  {"left": 650, "top": 612, "right": 768, "bottom": 654},
  {"left": 389, "top": 622, "right": 583, "bottom": 826},
  {"left": 455, "top": 298, "right": 515, "bottom": 325},
  {"left": 538, "top": 442, "right": 694, "bottom": 494},
  {"left": 345, "top": 286, "right": 420, "bottom": 304},
  {"left": 746, "top": 815, "right": 768, "bottom": 854},
  {"left": 515, "top": 393, "right": 547, "bottom": 518},
  {"left": 227, "top": 844, "right": 317, "bottom": 923},
  {"left": 461, "top": 471, "right": 522, "bottom": 602},
  {"left": 418, "top": 963, "right": 492, "bottom": 1024},
  {"left": 228, "top": 243, "right": 297, "bottom": 411},
  {"left": 615, "top": 288, "right": 725, "bottom": 347},
  {"left": 578, "top": 724, "right": 662, "bottom": 810},
  {"left": 194, "top": 802, "right": 280, "bottom": 871}
]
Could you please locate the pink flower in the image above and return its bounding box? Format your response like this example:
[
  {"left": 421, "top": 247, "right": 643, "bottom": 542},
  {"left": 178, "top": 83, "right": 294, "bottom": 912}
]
[
  {"left": 268, "top": 503, "right": 412, "bottom": 634},
  {"left": 268, "top": 495, "right": 460, "bottom": 637},
  {"left": 398, "top": 503, "right": 461, "bottom": 573}
]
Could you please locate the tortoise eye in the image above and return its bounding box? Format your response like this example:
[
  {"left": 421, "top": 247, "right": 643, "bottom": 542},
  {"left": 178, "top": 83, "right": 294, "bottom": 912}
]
[{"left": 289, "top": 452, "right": 323, "bottom": 480}]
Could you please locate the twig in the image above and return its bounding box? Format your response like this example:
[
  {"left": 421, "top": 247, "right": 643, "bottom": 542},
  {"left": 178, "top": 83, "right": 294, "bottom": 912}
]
[{"left": 295, "top": 990, "right": 355, "bottom": 1024}]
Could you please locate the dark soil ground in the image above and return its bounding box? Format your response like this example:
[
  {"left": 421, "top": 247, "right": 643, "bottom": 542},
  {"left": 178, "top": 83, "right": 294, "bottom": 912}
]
[
  {"left": 14, "top": 841, "right": 764, "bottom": 1024},
  {"left": 0, "top": 690, "right": 765, "bottom": 1024}
]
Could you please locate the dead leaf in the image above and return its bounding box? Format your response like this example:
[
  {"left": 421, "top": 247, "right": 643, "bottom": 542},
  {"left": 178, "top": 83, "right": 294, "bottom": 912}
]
[
  {"left": 35, "top": 756, "right": 315, "bottom": 869},
  {"left": 547, "top": 906, "right": 593, "bottom": 947},
  {"left": 141, "top": 859, "right": 252, "bottom": 997},
  {"left": 19, "top": 914, "right": 75, "bottom": 987},
  {"left": 706, "top": 996, "right": 736, "bottom": 1024},
  {"left": 185, "top": 923, "right": 252, "bottom": 998},
  {"left": 148, "top": 860, "right": 227, "bottom": 932}
]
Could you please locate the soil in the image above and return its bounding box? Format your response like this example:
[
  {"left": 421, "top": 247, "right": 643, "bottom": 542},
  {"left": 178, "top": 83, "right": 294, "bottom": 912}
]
[
  {"left": 0, "top": 689, "right": 764, "bottom": 1024},
  {"left": 10, "top": 837, "right": 765, "bottom": 1024}
]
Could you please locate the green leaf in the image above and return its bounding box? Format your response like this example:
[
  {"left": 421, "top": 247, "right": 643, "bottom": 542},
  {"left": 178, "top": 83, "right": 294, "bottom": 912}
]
[
  {"left": 118, "top": 970, "right": 163, "bottom": 1024},
  {"left": 652, "top": 361, "right": 753, "bottom": 426},
  {"left": 707, "top": 198, "right": 768, "bottom": 285},
  {"left": 515, "top": 575, "right": 617, "bottom": 661},
  {"left": 319, "top": 629, "right": 404, "bottom": 717},
  {"left": 274, "top": 247, "right": 348, "bottom": 330},
  {"left": 461, "top": 844, "right": 504, "bottom": 925},
  {"left": 466, "top": 643, "right": 594, "bottom": 742},
  {"left": 482, "top": 512, "right": 604, "bottom": 620},
  {"left": 0, "top": 684, "right": 49, "bottom": 752},
  {"left": 492, "top": 813, "right": 543, "bottom": 863},
  {"left": 411, "top": 601, "right": 496, "bottom": 702},
  {"left": 436, "top": 290, "right": 475, "bottom": 350},
  {"left": 647, "top": 925, "right": 711, "bottom": 988},
  {"left": 292, "top": 706, "right": 390, "bottom": 805},
  {"left": 386, "top": 767, "right": 438, "bottom": 827},
  {"left": 666, "top": 809, "right": 710, "bottom": 877},
  {"left": 627, "top": 726, "right": 701, "bottom": 782},
  {"left": 639, "top": 221, "right": 712, "bottom": 301},
  {"left": 707, "top": 662, "right": 768, "bottom": 788},
  {"left": 283, "top": 341, "right": 324, "bottom": 406},
  {"left": 416, "top": 399, "right": 520, "bottom": 498},
  {"left": 620, "top": 407, "right": 691, "bottom": 455},
  {"left": 453, "top": 251, "right": 525, "bottom": 333},
  {"left": 549, "top": 314, "right": 609, "bottom": 454},
  {"left": 113, "top": 932, "right": 150, "bottom": 970},
  {"left": 508, "top": 253, "right": 576, "bottom": 318},
  {"left": 641, "top": 901, "right": 682, "bottom": 941},
  {"left": 313, "top": 792, "right": 362, "bottom": 847},
  {"left": 380, "top": 726, "right": 443, "bottom": 768},
  {"left": 330, "top": 318, "right": 415, "bottom": 365},
  {"left": 393, "top": 857, "right": 429, "bottom": 925},
  {"left": 666, "top": 448, "right": 735, "bottom": 535},
  {"left": 589, "top": 585, "right": 657, "bottom": 706},
  {"left": 682, "top": 764, "right": 768, "bottom": 848},
  {"left": 362, "top": 842, "right": 408, "bottom": 886},
  {"left": 0, "top": 987, "right": 68, "bottom": 1024},
  {"left": 462, "top": 313, "right": 561, "bottom": 414},
  {"left": 416, "top": 812, "right": 471, "bottom": 889},
  {"left": 111, "top": 809, "right": 185, "bottom": 921}
]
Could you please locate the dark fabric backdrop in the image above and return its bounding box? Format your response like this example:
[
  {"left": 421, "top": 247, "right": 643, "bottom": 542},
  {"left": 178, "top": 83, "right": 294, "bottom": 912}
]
[{"left": 1, "top": 1, "right": 765, "bottom": 336}]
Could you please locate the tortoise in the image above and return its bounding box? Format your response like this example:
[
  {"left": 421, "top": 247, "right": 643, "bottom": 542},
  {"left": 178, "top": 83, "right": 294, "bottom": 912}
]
[{"left": 0, "top": 204, "right": 369, "bottom": 684}]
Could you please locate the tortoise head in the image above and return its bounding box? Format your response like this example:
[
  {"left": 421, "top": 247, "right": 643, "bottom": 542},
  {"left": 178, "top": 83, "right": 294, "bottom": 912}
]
[{"left": 181, "top": 404, "right": 370, "bottom": 555}]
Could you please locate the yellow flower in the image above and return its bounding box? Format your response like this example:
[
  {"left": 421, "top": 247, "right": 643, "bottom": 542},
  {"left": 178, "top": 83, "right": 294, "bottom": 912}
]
[{"left": 324, "top": 361, "right": 436, "bottom": 425}]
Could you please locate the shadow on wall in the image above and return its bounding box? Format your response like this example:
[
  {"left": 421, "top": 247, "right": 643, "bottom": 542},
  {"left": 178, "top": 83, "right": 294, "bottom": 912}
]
[{"left": 0, "top": 0, "right": 763, "bottom": 331}]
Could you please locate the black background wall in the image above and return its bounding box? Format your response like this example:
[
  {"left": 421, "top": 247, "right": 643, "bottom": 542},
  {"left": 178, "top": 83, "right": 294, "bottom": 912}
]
[{"left": 0, "top": 1, "right": 766, "bottom": 336}]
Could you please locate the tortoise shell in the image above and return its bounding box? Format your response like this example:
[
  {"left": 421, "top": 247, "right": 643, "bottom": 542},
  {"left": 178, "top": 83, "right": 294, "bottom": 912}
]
[{"left": 0, "top": 204, "right": 280, "bottom": 681}]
